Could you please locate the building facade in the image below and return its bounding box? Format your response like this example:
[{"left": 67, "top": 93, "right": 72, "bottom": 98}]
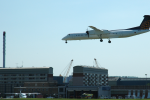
[
  {"left": 0, "top": 67, "right": 53, "bottom": 97},
  {"left": 109, "top": 77, "right": 150, "bottom": 98},
  {"left": 71, "top": 66, "right": 108, "bottom": 86},
  {"left": 14, "top": 82, "right": 58, "bottom": 98},
  {"left": 64, "top": 66, "right": 110, "bottom": 98}
]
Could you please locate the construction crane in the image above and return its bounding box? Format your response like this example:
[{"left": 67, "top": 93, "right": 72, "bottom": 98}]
[
  {"left": 94, "top": 58, "right": 100, "bottom": 68},
  {"left": 94, "top": 58, "right": 105, "bottom": 69},
  {"left": 60, "top": 59, "right": 73, "bottom": 83}
]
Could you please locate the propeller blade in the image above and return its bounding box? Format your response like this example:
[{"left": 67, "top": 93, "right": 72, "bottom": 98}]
[{"left": 86, "top": 28, "right": 89, "bottom": 38}]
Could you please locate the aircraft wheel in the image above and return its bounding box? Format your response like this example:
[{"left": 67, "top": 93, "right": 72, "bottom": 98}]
[
  {"left": 65, "top": 41, "right": 67, "bottom": 43},
  {"left": 108, "top": 40, "right": 111, "bottom": 43},
  {"left": 100, "top": 39, "right": 103, "bottom": 42}
]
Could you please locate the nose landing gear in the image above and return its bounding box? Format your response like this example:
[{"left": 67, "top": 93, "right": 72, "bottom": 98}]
[{"left": 65, "top": 40, "right": 67, "bottom": 43}]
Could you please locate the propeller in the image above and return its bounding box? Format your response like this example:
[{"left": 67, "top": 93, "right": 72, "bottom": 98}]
[{"left": 86, "top": 28, "right": 89, "bottom": 38}]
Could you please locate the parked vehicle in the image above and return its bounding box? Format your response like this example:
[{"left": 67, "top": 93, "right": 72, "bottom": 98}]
[{"left": 81, "top": 93, "right": 93, "bottom": 99}]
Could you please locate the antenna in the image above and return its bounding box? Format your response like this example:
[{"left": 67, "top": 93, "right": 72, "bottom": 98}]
[
  {"left": 3, "top": 31, "right": 6, "bottom": 68},
  {"left": 22, "top": 61, "right": 23, "bottom": 67}
]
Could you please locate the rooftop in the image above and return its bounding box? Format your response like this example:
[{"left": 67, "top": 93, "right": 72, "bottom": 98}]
[
  {"left": 0, "top": 67, "right": 52, "bottom": 69},
  {"left": 75, "top": 65, "right": 107, "bottom": 69}
]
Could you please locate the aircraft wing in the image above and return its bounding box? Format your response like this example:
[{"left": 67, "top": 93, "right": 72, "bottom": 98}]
[
  {"left": 23, "top": 93, "right": 41, "bottom": 94},
  {"left": 5, "top": 93, "right": 19, "bottom": 95},
  {"left": 89, "top": 26, "right": 103, "bottom": 32},
  {"left": 5, "top": 93, "right": 40, "bottom": 94}
]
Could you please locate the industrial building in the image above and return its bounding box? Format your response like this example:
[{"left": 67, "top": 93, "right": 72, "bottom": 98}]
[
  {"left": 0, "top": 65, "right": 111, "bottom": 98},
  {"left": 14, "top": 82, "right": 58, "bottom": 98},
  {"left": 109, "top": 77, "right": 150, "bottom": 98},
  {"left": 0, "top": 67, "right": 55, "bottom": 97},
  {"left": 1, "top": 64, "right": 150, "bottom": 98},
  {"left": 63, "top": 65, "right": 111, "bottom": 98}
]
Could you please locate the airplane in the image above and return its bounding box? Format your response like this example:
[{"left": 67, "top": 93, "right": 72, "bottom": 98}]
[
  {"left": 62, "top": 15, "right": 150, "bottom": 43},
  {"left": 5, "top": 87, "right": 40, "bottom": 98}
]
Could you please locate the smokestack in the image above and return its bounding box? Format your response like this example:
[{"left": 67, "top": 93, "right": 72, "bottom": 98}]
[{"left": 3, "top": 31, "right": 6, "bottom": 68}]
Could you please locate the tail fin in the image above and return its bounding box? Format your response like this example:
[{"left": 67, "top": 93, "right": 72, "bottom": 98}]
[{"left": 140, "top": 15, "right": 150, "bottom": 30}]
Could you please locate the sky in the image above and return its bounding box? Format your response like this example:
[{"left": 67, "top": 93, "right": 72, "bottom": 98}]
[{"left": 0, "top": 0, "right": 150, "bottom": 77}]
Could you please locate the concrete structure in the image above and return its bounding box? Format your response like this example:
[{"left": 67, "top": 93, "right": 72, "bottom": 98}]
[
  {"left": 14, "top": 82, "right": 58, "bottom": 98},
  {"left": 0, "top": 66, "right": 111, "bottom": 98},
  {"left": 61, "top": 66, "right": 111, "bottom": 98},
  {"left": 66, "top": 86, "right": 111, "bottom": 98},
  {"left": 0, "top": 67, "right": 53, "bottom": 97},
  {"left": 71, "top": 66, "right": 108, "bottom": 86},
  {"left": 108, "top": 77, "right": 150, "bottom": 98},
  {"left": 53, "top": 76, "right": 63, "bottom": 85}
]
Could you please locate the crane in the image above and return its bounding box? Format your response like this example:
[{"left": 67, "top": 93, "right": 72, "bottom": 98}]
[
  {"left": 61, "top": 59, "right": 73, "bottom": 83},
  {"left": 94, "top": 58, "right": 100, "bottom": 68},
  {"left": 94, "top": 58, "right": 105, "bottom": 69}
]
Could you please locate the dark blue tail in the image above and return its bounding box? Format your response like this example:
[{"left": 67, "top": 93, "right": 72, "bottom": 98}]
[
  {"left": 127, "top": 15, "right": 150, "bottom": 30},
  {"left": 140, "top": 15, "right": 150, "bottom": 30}
]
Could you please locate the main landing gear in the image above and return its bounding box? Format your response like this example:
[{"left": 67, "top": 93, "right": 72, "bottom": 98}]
[
  {"left": 100, "top": 39, "right": 103, "bottom": 42},
  {"left": 65, "top": 40, "right": 67, "bottom": 43},
  {"left": 99, "top": 34, "right": 103, "bottom": 42},
  {"left": 108, "top": 40, "right": 111, "bottom": 43}
]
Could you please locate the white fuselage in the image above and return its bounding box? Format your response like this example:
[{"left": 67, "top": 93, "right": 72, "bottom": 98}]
[
  {"left": 62, "top": 29, "right": 149, "bottom": 40},
  {"left": 19, "top": 93, "right": 27, "bottom": 98}
]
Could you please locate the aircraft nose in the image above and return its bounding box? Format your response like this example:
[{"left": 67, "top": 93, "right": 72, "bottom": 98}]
[{"left": 62, "top": 36, "right": 66, "bottom": 40}]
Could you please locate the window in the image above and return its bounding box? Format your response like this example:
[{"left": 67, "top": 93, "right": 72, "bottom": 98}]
[
  {"left": 40, "top": 74, "right": 45, "bottom": 76},
  {"left": 29, "top": 74, "right": 34, "bottom": 76},
  {"left": 29, "top": 78, "right": 35, "bottom": 79},
  {"left": 11, "top": 78, "right": 16, "bottom": 80},
  {"left": 4, "top": 78, "right": 8, "bottom": 80},
  {"left": 59, "top": 88, "right": 63, "bottom": 92},
  {"left": 11, "top": 74, "right": 16, "bottom": 76},
  {"left": 40, "top": 78, "right": 45, "bottom": 79}
]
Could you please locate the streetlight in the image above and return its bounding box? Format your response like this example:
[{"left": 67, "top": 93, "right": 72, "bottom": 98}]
[{"left": 145, "top": 74, "right": 147, "bottom": 90}]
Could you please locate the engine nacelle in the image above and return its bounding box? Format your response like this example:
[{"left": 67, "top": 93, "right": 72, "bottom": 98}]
[{"left": 88, "top": 30, "right": 109, "bottom": 35}]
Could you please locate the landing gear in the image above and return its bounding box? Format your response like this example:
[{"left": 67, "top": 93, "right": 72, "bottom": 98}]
[
  {"left": 100, "top": 39, "right": 103, "bottom": 42},
  {"left": 108, "top": 40, "right": 111, "bottom": 43},
  {"left": 65, "top": 40, "right": 67, "bottom": 43},
  {"left": 99, "top": 34, "right": 103, "bottom": 42}
]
